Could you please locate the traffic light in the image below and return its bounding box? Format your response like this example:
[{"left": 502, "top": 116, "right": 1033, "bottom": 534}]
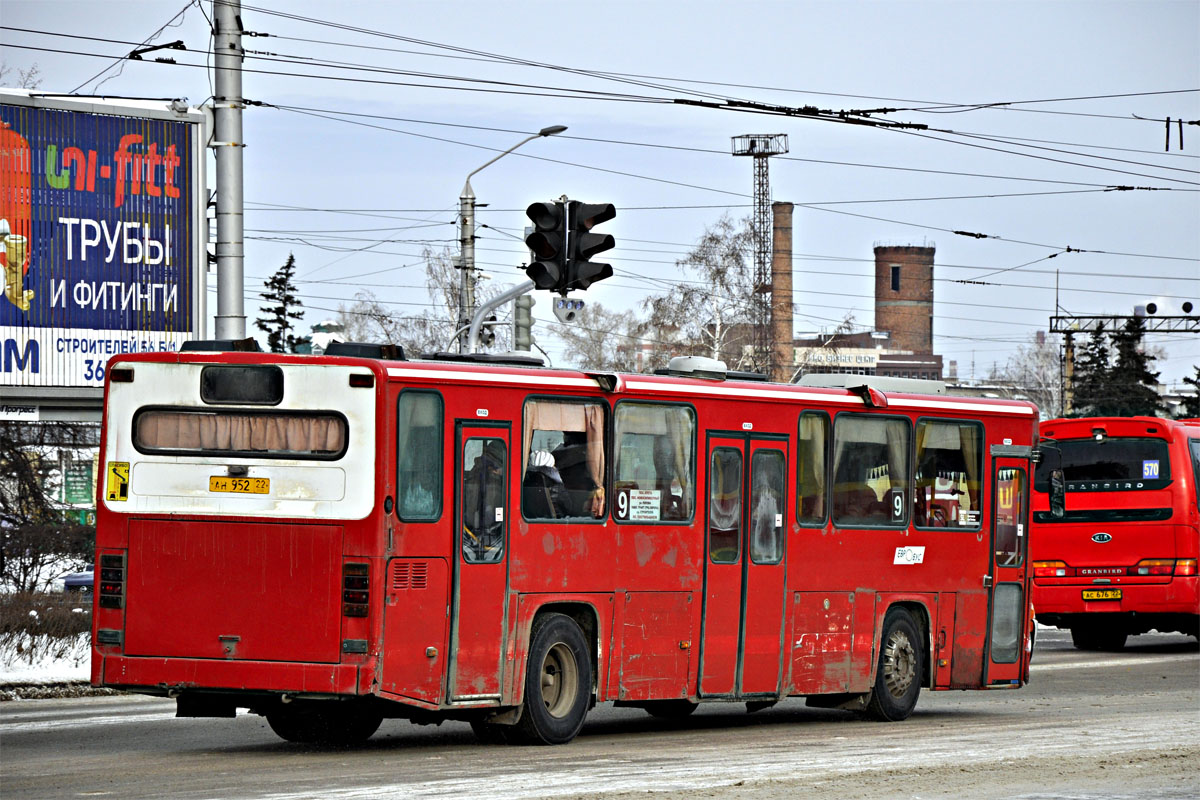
[
  {"left": 479, "top": 312, "right": 497, "bottom": 348},
  {"left": 524, "top": 201, "right": 568, "bottom": 292},
  {"left": 565, "top": 201, "right": 615, "bottom": 292},
  {"left": 514, "top": 294, "right": 535, "bottom": 351}
]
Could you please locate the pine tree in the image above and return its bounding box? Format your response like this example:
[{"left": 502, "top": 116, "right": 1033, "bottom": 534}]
[
  {"left": 1177, "top": 366, "right": 1200, "bottom": 418},
  {"left": 255, "top": 254, "right": 310, "bottom": 353},
  {"left": 1107, "top": 316, "right": 1165, "bottom": 417},
  {"left": 1071, "top": 323, "right": 1113, "bottom": 416}
]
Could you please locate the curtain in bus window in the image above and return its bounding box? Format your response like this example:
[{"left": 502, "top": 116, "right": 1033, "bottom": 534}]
[
  {"left": 612, "top": 403, "right": 696, "bottom": 522},
  {"left": 750, "top": 449, "right": 785, "bottom": 564},
  {"left": 994, "top": 468, "right": 1025, "bottom": 567},
  {"left": 522, "top": 400, "right": 606, "bottom": 519},
  {"left": 136, "top": 410, "right": 346, "bottom": 457},
  {"left": 914, "top": 421, "right": 982, "bottom": 528},
  {"left": 396, "top": 392, "right": 442, "bottom": 520},
  {"left": 797, "top": 413, "right": 828, "bottom": 524},
  {"left": 709, "top": 447, "right": 742, "bottom": 562},
  {"left": 832, "top": 415, "right": 909, "bottom": 527}
]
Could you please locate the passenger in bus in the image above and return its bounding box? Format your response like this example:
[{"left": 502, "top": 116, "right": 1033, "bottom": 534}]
[
  {"left": 523, "top": 450, "right": 570, "bottom": 519},
  {"left": 462, "top": 439, "right": 506, "bottom": 562},
  {"left": 553, "top": 432, "right": 603, "bottom": 517}
]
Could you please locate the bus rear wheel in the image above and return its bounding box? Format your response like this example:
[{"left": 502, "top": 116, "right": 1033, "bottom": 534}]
[
  {"left": 864, "top": 608, "right": 922, "bottom": 722},
  {"left": 512, "top": 613, "right": 591, "bottom": 745},
  {"left": 266, "top": 701, "right": 382, "bottom": 745},
  {"left": 1070, "top": 624, "right": 1127, "bottom": 651}
]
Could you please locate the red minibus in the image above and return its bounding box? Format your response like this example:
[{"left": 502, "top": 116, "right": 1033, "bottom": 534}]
[
  {"left": 1031, "top": 416, "right": 1200, "bottom": 650},
  {"left": 93, "top": 343, "right": 1038, "bottom": 744}
]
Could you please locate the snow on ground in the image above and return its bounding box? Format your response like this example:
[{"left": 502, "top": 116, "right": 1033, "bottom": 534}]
[{"left": 1, "top": 633, "right": 90, "bottom": 685}]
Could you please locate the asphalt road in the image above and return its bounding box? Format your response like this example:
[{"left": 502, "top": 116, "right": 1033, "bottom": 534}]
[{"left": 3, "top": 628, "right": 1198, "bottom": 800}]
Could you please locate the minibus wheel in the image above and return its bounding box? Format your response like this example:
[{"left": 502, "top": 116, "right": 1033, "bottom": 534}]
[
  {"left": 513, "top": 613, "right": 591, "bottom": 745},
  {"left": 864, "top": 608, "right": 922, "bottom": 722}
]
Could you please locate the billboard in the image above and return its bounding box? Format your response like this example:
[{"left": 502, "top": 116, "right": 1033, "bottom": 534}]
[{"left": 1, "top": 93, "right": 206, "bottom": 389}]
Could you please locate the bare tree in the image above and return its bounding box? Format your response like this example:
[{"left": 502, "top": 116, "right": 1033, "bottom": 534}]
[
  {"left": 338, "top": 247, "right": 510, "bottom": 355},
  {"left": 0, "top": 422, "right": 95, "bottom": 593},
  {"left": 556, "top": 302, "right": 645, "bottom": 371},
  {"left": 0, "top": 62, "right": 42, "bottom": 88},
  {"left": 998, "top": 333, "right": 1064, "bottom": 419},
  {"left": 642, "top": 215, "right": 758, "bottom": 369}
]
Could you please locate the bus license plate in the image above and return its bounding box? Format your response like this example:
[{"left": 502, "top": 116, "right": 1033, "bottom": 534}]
[
  {"left": 1082, "top": 588, "right": 1122, "bottom": 601},
  {"left": 209, "top": 476, "right": 270, "bottom": 494}
]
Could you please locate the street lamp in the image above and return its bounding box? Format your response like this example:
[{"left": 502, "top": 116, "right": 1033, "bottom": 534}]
[{"left": 457, "top": 125, "right": 567, "bottom": 351}]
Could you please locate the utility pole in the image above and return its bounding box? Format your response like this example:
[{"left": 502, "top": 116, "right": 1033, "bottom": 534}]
[
  {"left": 1063, "top": 331, "right": 1075, "bottom": 416},
  {"left": 457, "top": 185, "right": 477, "bottom": 353},
  {"left": 212, "top": 0, "right": 245, "bottom": 340},
  {"left": 212, "top": 0, "right": 244, "bottom": 340}
]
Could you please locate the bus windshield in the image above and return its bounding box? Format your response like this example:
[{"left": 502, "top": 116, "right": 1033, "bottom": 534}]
[{"left": 1034, "top": 437, "right": 1170, "bottom": 492}]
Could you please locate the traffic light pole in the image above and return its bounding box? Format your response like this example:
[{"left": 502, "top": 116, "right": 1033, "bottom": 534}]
[
  {"left": 457, "top": 184, "right": 476, "bottom": 353},
  {"left": 456, "top": 125, "right": 566, "bottom": 351},
  {"left": 468, "top": 280, "right": 535, "bottom": 353}
]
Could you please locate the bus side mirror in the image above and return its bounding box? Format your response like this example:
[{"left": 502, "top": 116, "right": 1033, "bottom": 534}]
[{"left": 1049, "top": 469, "right": 1066, "bottom": 519}]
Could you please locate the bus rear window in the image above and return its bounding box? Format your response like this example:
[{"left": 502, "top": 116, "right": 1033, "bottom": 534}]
[
  {"left": 134, "top": 409, "right": 347, "bottom": 459},
  {"left": 201, "top": 366, "right": 283, "bottom": 405},
  {"left": 1034, "top": 437, "right": 1170, "bottom": 492}
]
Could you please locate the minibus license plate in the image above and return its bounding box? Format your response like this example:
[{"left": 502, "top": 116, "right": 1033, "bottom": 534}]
[
  {"left": 209, "top": 476, "right": 270, "bottom": 494},
  {"left": 1081, "top": 588, "right": 1121, "bottom": 601}
]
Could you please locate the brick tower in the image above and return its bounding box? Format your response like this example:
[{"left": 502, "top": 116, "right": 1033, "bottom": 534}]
[{"left": 873, "top": 243, "right": 935, "bottom": 354}]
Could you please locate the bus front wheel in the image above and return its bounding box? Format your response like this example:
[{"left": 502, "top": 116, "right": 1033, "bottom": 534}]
[
  {"left": 863, "top": 608, "right": 922, "bottom": 722},
  {"left": 512, "top": 613, "right": 592, "bottom": 745}
]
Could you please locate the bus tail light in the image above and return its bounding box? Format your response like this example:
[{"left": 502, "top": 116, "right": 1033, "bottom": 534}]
[
  {"left": 1032, "top": 560, "right": 1071, "bottom": 578},
  {"left": 1129, "top": 559, "right": 1174, "bottom": 576},
  {"left": 342, "top": 562, "right": 369, "bottom": 617},
  {"left": 1172, "top": 559, "right": 1197, "bottom": 576},
  {"left": 98, "top": 554, "right": 125, "bottom": 609}
]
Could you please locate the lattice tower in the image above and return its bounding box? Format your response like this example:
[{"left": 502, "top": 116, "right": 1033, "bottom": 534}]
[{"left": 732, "top": 134, "right": 789, "bottom": 374}]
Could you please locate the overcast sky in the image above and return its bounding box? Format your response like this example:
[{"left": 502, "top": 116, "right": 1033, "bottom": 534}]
[{"left": 3, "top": 0, "right": 1197, "bottom": 388}]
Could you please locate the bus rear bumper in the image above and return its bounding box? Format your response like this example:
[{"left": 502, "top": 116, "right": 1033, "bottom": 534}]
[
  {"left": 1032, "top": 577, "right": 1199, "bottom": 635},
  {"left": 93, "top": 652, "right": 369, "bottom": 698}
]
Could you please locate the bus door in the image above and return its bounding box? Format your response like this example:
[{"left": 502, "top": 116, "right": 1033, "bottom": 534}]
[
  {"left": 985, "top": 455, "right": 1030, "bottom": 685},
  {"left": 700, "top": 434, "right": 788, "bottom": 698},
  {"left": 450, "top": 423, "right": 511, "bottom": 703}
]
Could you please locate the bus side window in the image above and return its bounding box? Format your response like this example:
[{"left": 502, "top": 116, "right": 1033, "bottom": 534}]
[
  {"left": 709, "top": 447, "right": 742, "bottom": 563},
  {"left": 396, "top": 391, "right": 443, "bottom": 520},
  {"left": 612, "top": 402, "right": 696, "bottom": 523},
  {"left": 831, "top": 414, "right": 910, "bottom": 528},
  {"left": 995, "top": 468, "right": 1026, "bottom": 566},
  {"left": 913, "top": 420, "right": 982, "bottom": 529},
  {"left": 750, "top": 449, "right": 785, "bottom": 564},
  {"left": 797, "top": 411, "right": 829, "bottom": 526},
  {"left": 462, "top": 437, "right": 507, "bottom": 563},
  {"left": 522, "top": 399, "right": 607, "bottom": 521}
]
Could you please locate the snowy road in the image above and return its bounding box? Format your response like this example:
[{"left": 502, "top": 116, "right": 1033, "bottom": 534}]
[{"left": 2, "top": 629, "right": 1197, "bottom": 800}]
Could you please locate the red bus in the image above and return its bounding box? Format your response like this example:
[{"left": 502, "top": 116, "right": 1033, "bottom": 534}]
[
  {"left": 1031, "top": 416, "right": 1200, "bottom": 650},
  {"left": 92, "top": 344, "right": 1038, "bottom": 745}
]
